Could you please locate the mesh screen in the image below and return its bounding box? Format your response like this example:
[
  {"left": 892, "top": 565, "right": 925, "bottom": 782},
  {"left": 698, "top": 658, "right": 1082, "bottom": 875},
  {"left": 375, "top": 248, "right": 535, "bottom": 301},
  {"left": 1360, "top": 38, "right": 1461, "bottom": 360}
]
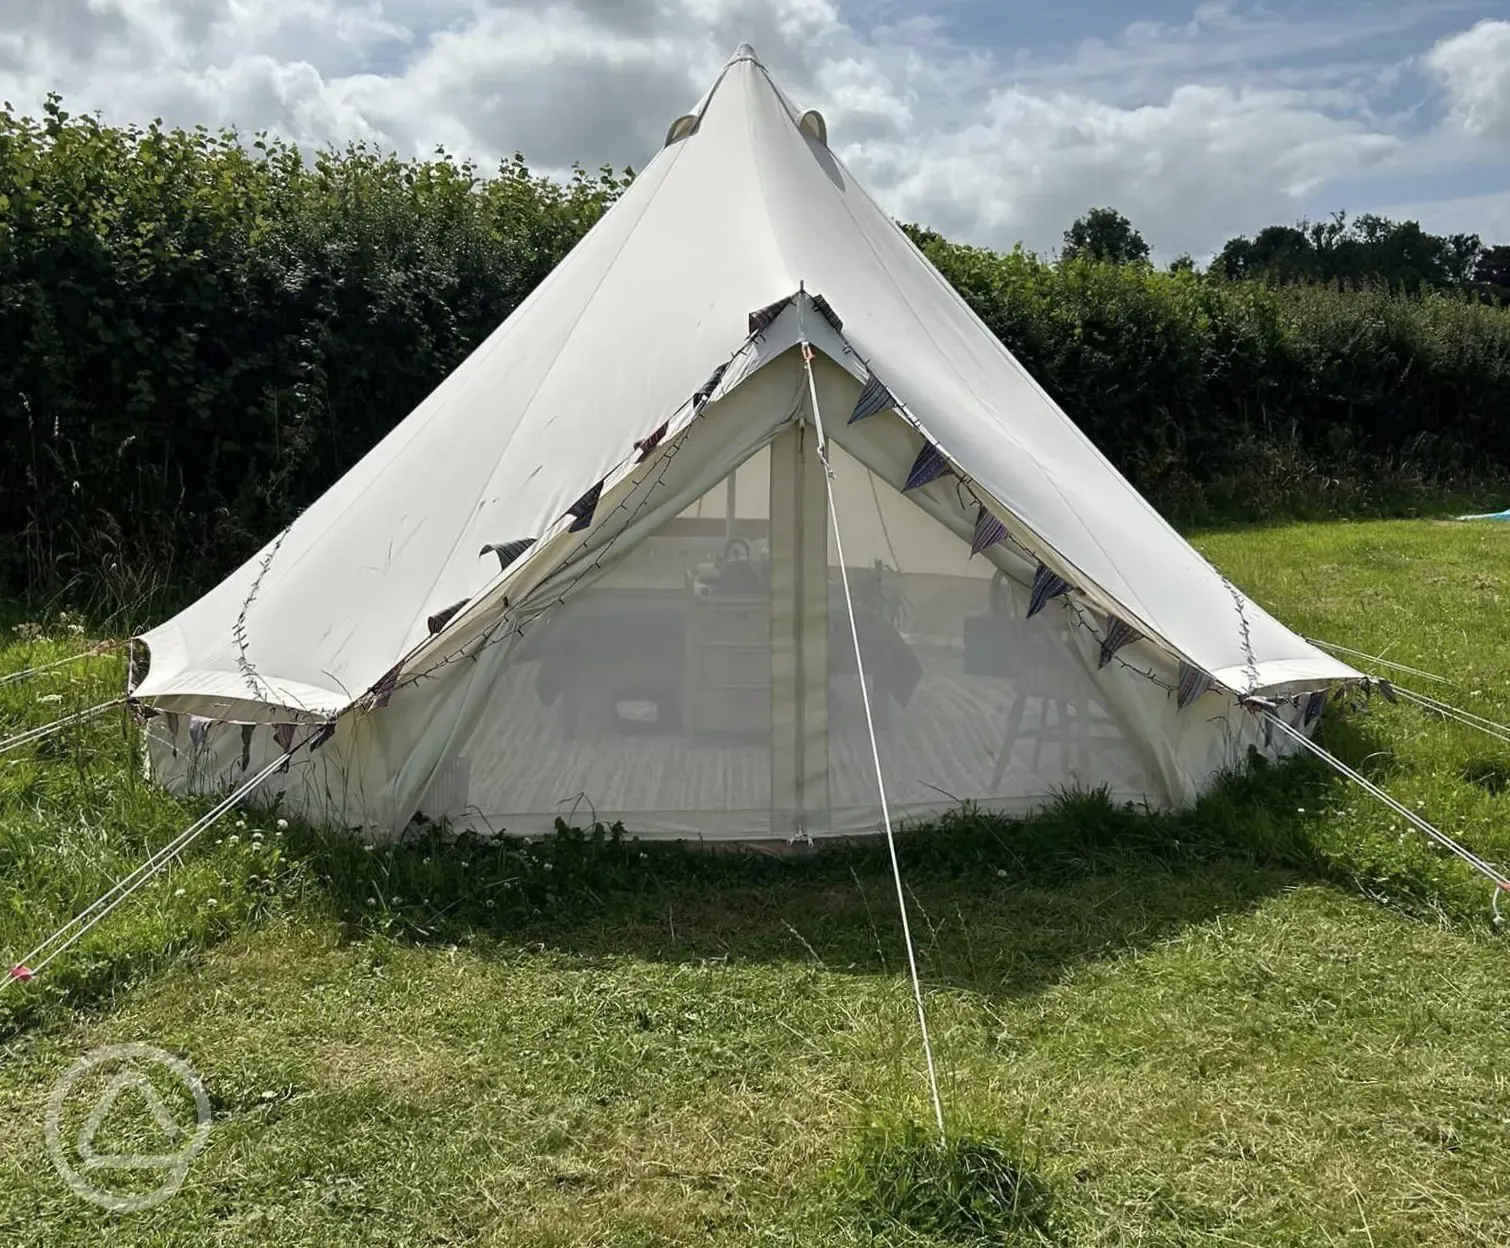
[
  {"left": 822, "top": 445, "right": 1158, "bottom": 813},
  {"left": 438, "top": 438, "right": 1161, "bottom": 835},
  {"left": 448, "top": 451, "right": 777, "bottom": 828}
]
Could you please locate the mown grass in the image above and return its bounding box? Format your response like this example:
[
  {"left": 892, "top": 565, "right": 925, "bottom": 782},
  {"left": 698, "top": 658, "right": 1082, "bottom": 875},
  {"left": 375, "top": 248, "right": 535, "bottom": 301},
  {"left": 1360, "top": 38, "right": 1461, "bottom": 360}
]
[{"left": 4, "top": 519, "right": 1510, "bottom": 1244}]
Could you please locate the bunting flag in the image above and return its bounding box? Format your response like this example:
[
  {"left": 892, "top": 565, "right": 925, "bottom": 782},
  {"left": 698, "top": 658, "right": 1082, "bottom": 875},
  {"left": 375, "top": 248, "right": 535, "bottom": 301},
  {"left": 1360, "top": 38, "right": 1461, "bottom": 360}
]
[
  {"left": 970, "top": 505, "right": 1007, "bottom": 557},
  {"left": 369, "top": 663, "right": 402, "bottom": 710},
  {"left": 478, "top": 537, "right": 535, "bottom": 574},
  {"left": 240, "top": 723, "right": 255, "bottom": 771},
  {"left": 692, "top": 362, "right": 728, "bottom": 411},
  {"left": 426, "top": 599, "right": 468, "bottom": 635},
  {"left": 810, "top": 293, "right": 844, "bottom": 333},
  {"left": 310, "top": 720, "right": 336, "bottom": 751},
  {"left": 164, "top": 711, "right": 180, "bottom": 758},
  {"left": 1097, "top": 616, "right": 1143, "bottom": 669},
  {"left": 747, "top": 292, "right": 843, "bottom": 337},
  {"left": 748, "top": 295, "right": 792, "bottom": 335},
  {"left": 1377, "top": 678, "right": 1398, "bottom": 705},
  {"left": 567, "top": 481, "right": 603, "bottom": 532},
  {"left": 1303, "top": 689, "right": 1328, "bottom": 725},
  {"left": 634, "top": 421, "right": 669, "bottom": 462},
  {"left": 188, "top": 715, "right": 211, "bottom": 752},
  {"left": 273, "top": 721, "right": 295, "bottom": 774},
  {"left": 1176, "top": 661, "right": 1211, "bottom": 710},
  {"left": 1027, "top": 564, "right": 1071, "bottom": 618},
  {"left": 850, "top": 371, "right": 898, "bottom": 424},
  {"left": 903, "top": 443, "right": 951, "bottom": 491}
]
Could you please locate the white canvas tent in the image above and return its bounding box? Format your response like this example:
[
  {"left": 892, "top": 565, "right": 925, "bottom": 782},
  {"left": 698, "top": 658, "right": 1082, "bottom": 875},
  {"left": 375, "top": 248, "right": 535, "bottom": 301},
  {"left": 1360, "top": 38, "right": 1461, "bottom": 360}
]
[{"left": 129, "top": 45, "right": 1360, "bottom": 841}]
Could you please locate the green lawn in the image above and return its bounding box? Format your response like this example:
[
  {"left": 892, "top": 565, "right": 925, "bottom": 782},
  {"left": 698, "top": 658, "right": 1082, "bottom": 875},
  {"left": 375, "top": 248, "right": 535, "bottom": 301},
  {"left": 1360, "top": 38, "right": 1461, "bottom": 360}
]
[{"left": 5, "top": 519, "right": 1510, "bottom": 1246}]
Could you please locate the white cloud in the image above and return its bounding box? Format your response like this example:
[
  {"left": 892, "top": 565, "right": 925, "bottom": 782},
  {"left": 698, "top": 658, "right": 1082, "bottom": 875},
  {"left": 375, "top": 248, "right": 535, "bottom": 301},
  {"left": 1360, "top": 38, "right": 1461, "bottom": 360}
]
[
  {"left": 0, "top": 1, "right": 1503, "bottom": 259},
  {"left": 1427, "top": 19, "right": 1510, "bottom": 141},
  {"left": 843, "top": 81, "right": 1400, "bottom": 260}
]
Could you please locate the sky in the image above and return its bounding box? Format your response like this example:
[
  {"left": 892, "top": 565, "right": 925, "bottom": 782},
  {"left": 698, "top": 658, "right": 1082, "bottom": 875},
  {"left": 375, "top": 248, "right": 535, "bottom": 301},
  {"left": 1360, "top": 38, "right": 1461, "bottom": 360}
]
[{"left": 0, "top": 0, "right": 1507, "bottom": 262}]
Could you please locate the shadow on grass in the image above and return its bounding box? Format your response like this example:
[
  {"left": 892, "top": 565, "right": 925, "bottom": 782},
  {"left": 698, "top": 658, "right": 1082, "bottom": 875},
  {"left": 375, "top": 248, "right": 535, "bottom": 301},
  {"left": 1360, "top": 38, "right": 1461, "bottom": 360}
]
[
  {"left": 283, "top": 746, "right": 1361, "bottom": 1004},
  {"left": 2, "top": 708, "right": 1461, "bottom": 1041}
]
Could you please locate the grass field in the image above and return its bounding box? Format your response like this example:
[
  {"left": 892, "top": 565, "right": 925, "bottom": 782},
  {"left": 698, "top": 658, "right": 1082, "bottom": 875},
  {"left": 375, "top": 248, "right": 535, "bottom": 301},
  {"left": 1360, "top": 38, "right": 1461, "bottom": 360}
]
[{"left": 4, "top": 518, "right": 1510, "bottom": 1246}]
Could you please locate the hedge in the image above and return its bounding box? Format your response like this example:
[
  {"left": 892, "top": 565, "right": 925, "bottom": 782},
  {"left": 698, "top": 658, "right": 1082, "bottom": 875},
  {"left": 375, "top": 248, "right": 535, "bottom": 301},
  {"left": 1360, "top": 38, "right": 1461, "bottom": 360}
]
[{"left": 3, "top": 101, "right": 1508, "bottom": 606}]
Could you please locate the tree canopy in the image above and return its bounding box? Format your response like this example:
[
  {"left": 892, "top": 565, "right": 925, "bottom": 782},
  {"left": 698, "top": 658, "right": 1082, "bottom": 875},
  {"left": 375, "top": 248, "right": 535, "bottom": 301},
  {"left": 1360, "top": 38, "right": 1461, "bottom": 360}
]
[{"left": 1061, "top": 207, "right": 1150, "bottom": 265}]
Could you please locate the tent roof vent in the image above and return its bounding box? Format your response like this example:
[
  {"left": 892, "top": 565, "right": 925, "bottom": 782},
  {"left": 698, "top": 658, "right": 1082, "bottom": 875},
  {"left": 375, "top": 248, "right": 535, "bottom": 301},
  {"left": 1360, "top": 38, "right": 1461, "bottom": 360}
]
[{"left": 663, "top": 114, "right": 700, "bottom": 147}]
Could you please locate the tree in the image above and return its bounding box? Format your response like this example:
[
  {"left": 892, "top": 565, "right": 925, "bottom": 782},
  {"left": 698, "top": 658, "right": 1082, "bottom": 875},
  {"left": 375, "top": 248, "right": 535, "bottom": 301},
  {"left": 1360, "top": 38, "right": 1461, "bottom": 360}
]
[
  {"left": 1168, "top": 253, "right": 1196, "bottom": 273},
  {"left": 1061, "top": 207, "right": 1150, "bottom": 265},
  {"left": 1214, "top": 211, "right": 1487, "bottom": 293},
  {"left": 1474, "top": 244, "right": 1510, "bottom": 297},
  {"left": 1214, "top": 225, "right": 1318, "bottom": 283}
]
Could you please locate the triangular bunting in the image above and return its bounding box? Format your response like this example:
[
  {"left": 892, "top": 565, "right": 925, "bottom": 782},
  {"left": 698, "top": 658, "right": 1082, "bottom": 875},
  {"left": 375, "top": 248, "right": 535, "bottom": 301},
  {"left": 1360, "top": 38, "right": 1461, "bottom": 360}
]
[
  {"left": 478, "top": 538, "right": 535, "bottom": 575},
  {"left": 1027, "top": 564, "right": 1071, "bottom": 618},
  {"left": 567, "top": 481, "right": 603, "bottom": 532},
  {"left": 426, "top": 598, "right": 468, "bottom": 635},
  {"left": 1176, "top": 662, "right": 1211, "bottom": 710},
  {"left": 748, "top": 295, "right": 792, "bottom": 335},
  {"left": 970, "top": 506, "right": 1007, "bottom": 557},
  {"left": 1097, "top": 616, "right": 1143, "bottom": 669},
  {"left": 903, "top": 443, "right": 950, "bottom": 491},
  {"left": 1303, "top": 689, "right": 1327, "bottom": 725},
  {"left": 273, "top": 721, "right": 295, "bottom": 774},
  {"left": 240, "top": 722, "right": 255, "bottom": 771},
  {"left": 692, "top": 362, "right": 728, "bottom": 411},
  {"left": 369, "top": 663, "right": 402, "bottom": 710},
  {"left": 634, "top": 421, "right": 669, "bottom": 462},
  {"left": 850, "top": 372, "right": 898, "bottom": 424},
  {"left": 810, "top": 293, "right": 844, "bottom": 333}
]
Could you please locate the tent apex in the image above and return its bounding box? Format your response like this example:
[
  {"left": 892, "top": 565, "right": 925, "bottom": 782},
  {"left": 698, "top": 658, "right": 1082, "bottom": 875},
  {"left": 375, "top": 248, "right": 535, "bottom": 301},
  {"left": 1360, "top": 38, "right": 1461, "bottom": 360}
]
[{"left": 728, "top": 42, "right": 761, "bottom": 65}]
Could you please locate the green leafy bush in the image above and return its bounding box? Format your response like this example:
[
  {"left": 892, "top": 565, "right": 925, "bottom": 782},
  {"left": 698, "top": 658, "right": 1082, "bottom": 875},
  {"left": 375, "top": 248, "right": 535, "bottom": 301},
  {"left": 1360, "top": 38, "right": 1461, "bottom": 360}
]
[{"left": 2, "top": 99, "right": 1508, "bottom": 610}]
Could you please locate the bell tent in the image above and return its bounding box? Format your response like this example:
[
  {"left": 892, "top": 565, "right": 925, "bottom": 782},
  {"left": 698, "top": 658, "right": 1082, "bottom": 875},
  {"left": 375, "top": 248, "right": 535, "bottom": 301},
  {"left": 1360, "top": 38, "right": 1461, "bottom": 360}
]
[{"left": 127, "top": 45, "right": 1360, "bottom": 842}]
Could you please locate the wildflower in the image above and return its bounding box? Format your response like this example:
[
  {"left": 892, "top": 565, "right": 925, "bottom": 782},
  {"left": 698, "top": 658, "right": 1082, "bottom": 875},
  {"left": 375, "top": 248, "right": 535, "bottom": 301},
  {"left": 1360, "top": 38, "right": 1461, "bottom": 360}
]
[
  {"left": 366, "top": 897, "right": 377, "bottom": 906},
  {"left": 236, "top": 818, "right": 246, "bottom": 829},
  {"left": 276, "top": 818, "right": 288, "bottom": 831},
  {"left": 544, "top": 862, "right": 553, "bottom": 872},
  {"left": 205, "top": 898, "right": 219, "bottom": 907},
  {"left": 174, "top": 888, "right": 186, "bottom": 898},
  {"left": 996, "top": 869, "right": 1007, "bottom": 878},
  {"left": 227, "top": 835, "right": 240, "bottom": 846},
  {"left": 36, "top": 693, "right": 62, "bottom": 705}
]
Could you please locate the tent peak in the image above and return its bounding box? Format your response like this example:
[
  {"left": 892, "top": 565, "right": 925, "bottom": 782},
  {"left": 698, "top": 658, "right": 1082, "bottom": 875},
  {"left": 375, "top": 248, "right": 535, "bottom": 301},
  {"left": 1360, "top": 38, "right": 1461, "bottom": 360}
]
[{"left": 727, "top": 42, "right": 761, "bottom": 65}]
